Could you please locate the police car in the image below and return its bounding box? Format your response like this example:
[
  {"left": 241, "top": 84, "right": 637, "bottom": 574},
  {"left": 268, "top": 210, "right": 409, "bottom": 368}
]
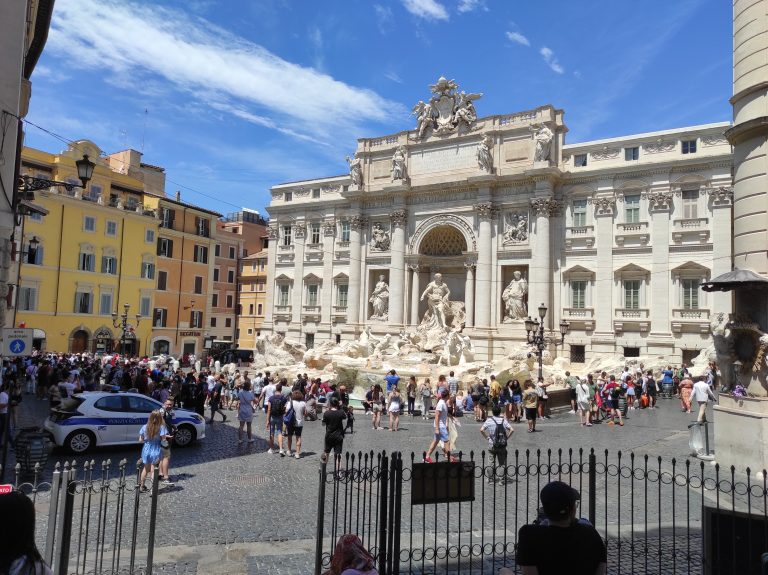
[{"left": 44, "top": 392, "right": 206, "bottom": 454}]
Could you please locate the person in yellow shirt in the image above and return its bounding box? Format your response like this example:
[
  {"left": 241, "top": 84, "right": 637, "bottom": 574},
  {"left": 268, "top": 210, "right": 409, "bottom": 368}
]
[{"left": 522, "top": 380, "right": 539, "bottom": 433}]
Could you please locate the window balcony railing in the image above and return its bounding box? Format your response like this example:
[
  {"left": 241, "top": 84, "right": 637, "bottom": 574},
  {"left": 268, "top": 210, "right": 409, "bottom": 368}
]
[
  {"left": 562, "top": 307, "right": 594, "bottom": 318},
  {"left": 615, "top": 308, "right": 649, "bottom": 318},
  {"left": 615, "top": 221, "right": 649, "bottom": 246},
  {"left": 565, "top": 226, "right": 595, "bottom": 249},
  {"left": 672, "top": 218, "right": 710, "bottom": 243},
  {"left": 672, "top": 308, "right": 710, "bottom": 320}
]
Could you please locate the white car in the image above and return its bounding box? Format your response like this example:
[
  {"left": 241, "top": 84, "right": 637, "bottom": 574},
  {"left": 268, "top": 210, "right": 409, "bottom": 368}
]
[{"left": 44, "top": 392, "right": 206, "bottom": 454}]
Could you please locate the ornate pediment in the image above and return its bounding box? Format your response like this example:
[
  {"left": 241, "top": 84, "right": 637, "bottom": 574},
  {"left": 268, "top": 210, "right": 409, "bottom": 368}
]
[{"left": 412, "top": 77, "right": 482, "bottom": 140}]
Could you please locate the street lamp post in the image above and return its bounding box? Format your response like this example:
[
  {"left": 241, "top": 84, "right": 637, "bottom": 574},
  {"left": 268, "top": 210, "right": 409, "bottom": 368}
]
[
  {"left": 524, "top": 303, "right": 570, "bottom": 380},
  {"left": 112, "top": 303, "right": 142, "bottom": 357}
]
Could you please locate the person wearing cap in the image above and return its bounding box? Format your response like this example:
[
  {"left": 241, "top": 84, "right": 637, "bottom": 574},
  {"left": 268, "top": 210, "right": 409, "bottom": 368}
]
[{"left": 514, "top": 481, "right": 606, "bottom": 575}]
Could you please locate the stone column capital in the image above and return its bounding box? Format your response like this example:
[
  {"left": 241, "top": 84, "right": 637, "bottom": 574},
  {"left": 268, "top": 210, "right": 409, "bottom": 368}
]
[
  {"left": 464, "top": 260, "right": 476, "bottom": 270},
  {"left": 322, "top": 219, "right": 336, "bottom": 236},
  {"left": 390, "top": 209, "right": 407, "bottom": 227},
  {"left": 473, "top": 202, "right": 498, "bottom": 220},
  {"left": 267, "top": 226, "right": 279, "bottom": 240},
  {"left": 705, "top": 186, "right": 734, "bottom": 206},
  {"left": 408, "top": 263, "right": 420, "bottom": 272},
  {"left": 643, "top": 190, "right": 674, "bottom": 212},
  {"left": 348, "top": 215, "right": 367, "bottom": 230},
  {"left": 530, "top": 197, "right": 560, "bottom": 217},
  {"left": 589, "top": 195, "right": 615, "bottom": 216},
  {"left": 293, "top": 222, "right": 307, "bottom": 238}
]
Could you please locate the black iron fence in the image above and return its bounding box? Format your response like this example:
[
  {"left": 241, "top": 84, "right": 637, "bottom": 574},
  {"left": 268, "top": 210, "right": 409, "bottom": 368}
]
[
  {"left": 3, "top": 459, "right": 160, "bottom": 575},
  {"left": 315, "top": 449, "right": 768, "bottom": 575}
]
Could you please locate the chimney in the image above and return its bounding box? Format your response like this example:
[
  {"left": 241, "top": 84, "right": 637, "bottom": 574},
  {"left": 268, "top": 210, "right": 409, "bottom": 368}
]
[{"left": 175, "top": 190, "right": 181, "bottom": 202}]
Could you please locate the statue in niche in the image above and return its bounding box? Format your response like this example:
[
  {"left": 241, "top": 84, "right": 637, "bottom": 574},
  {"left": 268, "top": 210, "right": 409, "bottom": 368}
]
[
  {"left": 369, "top": 222, "right": 390, "bottom": 251},
  {"left": 346, "top": 155, "right": 363, "bottom": 186},
  {"left": 502, "top": 270, "right": 528, "bottom": 321},
  {"left": 503, "top": 212, "right": 529, "bottom": 244},
  {"left": 420, "top": 273, "right": 451, "bottom": 331},
  {"left": 476, "top": 134, "right": 493, "bottom": 173},
  {"left": 531, "top": 123, "right": 554, "bottom": 163},
  {"left": 369, "top": 275, "right": 390, "bottom": 320},
  {"left": 391, "top": 145, "right": 407, "bottom": 182}
]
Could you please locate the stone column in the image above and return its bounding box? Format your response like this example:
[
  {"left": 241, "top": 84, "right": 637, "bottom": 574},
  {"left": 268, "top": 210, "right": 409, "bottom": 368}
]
[
  {"left": 347, "top": 215, "right": 364, "bottom": 325},
  {"left": 647, "top": 191, "right": 673, "bottom": 336},
  {"left": 707, "top": 187, "right": 734, "bottom": 314},
  {"left": 464, "top": 262, "right": 475, "bottom": 327},
  {"left": 409, "top": 264, "right": 420, "bottom": 326},
  {"left": 262, "top": 225, "right": 279, "bottom": 330},
  {"left": 473, "top": 202, "right": 495, "bottom": 328},
  {"left": 291, "top": 222, "right": 306, "bottom": 325},
  {"left": 389, "top": 209, "right": 407, "bottom": 325},
  {"left": 530, "top": 195, "right": 558, "bottom": 328},
  {"left": 592, "top": 196, "right": 616, "bottom": 334},
  {"left": 320, "top": 219, "right": 336, "bottom": 328}
]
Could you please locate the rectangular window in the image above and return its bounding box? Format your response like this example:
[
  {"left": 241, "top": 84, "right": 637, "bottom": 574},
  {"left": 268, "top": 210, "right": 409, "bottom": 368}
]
[
  {"left": 340, "top": 221, "right": 350, "bottom": 242},
  {"left": 194, "top": 276, "right": 203, "bottom": 294},
  {"left": 285, "top": 191, "right": 293, "bottom": 202},
  {"left": 337, "top": 284, "right": 348, "bottom": 307},
  {"left": 623, "top": 280, "right": 641, "bottom": 309},
  {"left": 190, "top": 310, "right": 203, "bottom": 328},
  {"left": 214, "top": 244, "right": 221, "bottom": 257},
  {"left": 228, "top": 269, "right": 234, "bottom": 283},
  {"left": 18, "top": 287, "right": 37, "bottom": 311},
  {"left": 307, "top": 284, "right": 318, "bottom": 306},
  {"left": 310, "top": 222, "right": 321, "bottom": 244},
  {"left": 257, "top": 280, "right": 266, "bottom": 291},
  {"left": 225, "top": 318, "right": 232, "bottom": 328},
  {"left": 153, "top": 308, "right": 167, "bottom": 327},
  {"left": 278, "top": 285, "right": 289, "bottom": 306},
  {"left": 195, "top": 217, "right": 210, "bottom": 237},
  {"left": 248, "top": 303, "right": 254, "bottom": 314},
  {"left": 213, "top": 268, "right": 220, "bottom": 282},
  {"left": 141, "top": 261, "right": 155, "bottom": 280},
  {"left": 682, "top": 279, "right": 700, "bottom": 309},
  {"left": 29, "top": 212, "right": 43, "bottom": 223},
  {"left": 572, "top": 199, "right": 587, "bottom": 227},
  {"left": 157, "top": 238, "right": 173, "bottom": 258},
  {"left": 83, "top": 216, "right": 96, "bottom": 232},
  {"left": 75, "top": 292, "right": 92, "bottom": 314},
  {"left": 212, "top": 293, "right": 218, "bottom": 307},
  {"left": 305, "top": 333, "right": 314, "bottom": 349},
  {"left": 228, "top": 246, "right": 236, "bottom": 259},
  {"left": 247, "top": 328, "right": 253, "bottom": 335},
  {"left": 257, "top": 303, "right": 263, "bottom": 315},
  {"left": 101, "top": 256, "right": 117, "bottom": 275},
  {"left": 157, "top": 271, "right": 167, "bottom": 291},
  {"left": 194, "top": 245, "right": 208, "bottom": 264},
  {"left": 210, "top": 317, "right": 217, "bottom": 327},
  {"left": 160, "top": 208, "right": 175, "bottom": 229},
  {"left": 574, "top": 153, "right": 588, "bottom": 167},
  {"left": 571, "top": 281, "right": 587, "bottom": 309},
  {"left": 260, "top": 260, "right": 266, "bottom": 271},
  {"left": 27, "top": 243, "right": 43, "bottom": 265},
  {"left": 570, "top": 345, "right": 586, "bottom": 364},
  {"left": 226, "top": 294, "right": 233, "bottom": 308},
  {"left": 105, "top": 221, "right": 118, "bottom": 237},
  {"left": 682, "top": 139, "right": 697, "bottom": 154},
  {"left": 624, "top": 194, "right": 640, "bottom": 223},
  {"left": 250, "top": 283, "right": 256, "bottom": 292},
  {"left": 145, "top": 229, "right": 155, "bottom": 243},
  {"left": 623, "top": 347, "right": 640, "bottom": 358},
  {"left": 79, "top": 252, "right": 95, "bottom": 272},
  {"left": 282, "top": 225, "right": 292, "bottom": 246},
  {"left": 99, "top": 292, "right": 113, "bottom": 316},
  {"left": 140, "top": 296, "right": 151, "bottom": 317},
  {"left": 312, "top": 188, "right": 320, "bottom": 199},
  {"left": 682, "top": 189, "right": 698, "bottom": 219},
  {"left": 624, "top": 147, "right": 639, "bottom": 161}
]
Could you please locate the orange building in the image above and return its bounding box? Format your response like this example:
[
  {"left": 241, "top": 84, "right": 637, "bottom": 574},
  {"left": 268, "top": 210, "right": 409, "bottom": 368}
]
[
  {"left": 209, "top": 220, "right": 244, "bottom": 344},
  {"left": 238, "top": 250, "right": 269, "bottom": 350}
]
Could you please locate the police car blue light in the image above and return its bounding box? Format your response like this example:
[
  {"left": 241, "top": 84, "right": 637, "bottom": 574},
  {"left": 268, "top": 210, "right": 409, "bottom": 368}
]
[{"left": 44, "top": 392, "right": 206, "bottom": 454}]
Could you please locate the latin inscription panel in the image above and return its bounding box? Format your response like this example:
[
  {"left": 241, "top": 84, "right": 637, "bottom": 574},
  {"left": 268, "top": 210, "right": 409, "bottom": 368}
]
[{"left": 410, "top": 142, "right": 476, "bottom": 175}]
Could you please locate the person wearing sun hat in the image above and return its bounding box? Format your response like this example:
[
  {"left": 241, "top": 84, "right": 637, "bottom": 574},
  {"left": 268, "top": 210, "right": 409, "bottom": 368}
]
[{"left": 512, "top": 481, "right": 607, "bottom": 575}]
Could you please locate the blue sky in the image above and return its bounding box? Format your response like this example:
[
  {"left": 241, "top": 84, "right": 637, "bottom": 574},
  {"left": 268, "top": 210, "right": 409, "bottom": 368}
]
[{"left": 25, "top": 0, "right": 731, "bottom": 216}]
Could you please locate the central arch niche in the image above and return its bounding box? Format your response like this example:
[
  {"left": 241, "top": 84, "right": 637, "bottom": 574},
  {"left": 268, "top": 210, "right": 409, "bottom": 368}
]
[{"left": 419, "top": 225, "right": 468, "bottom": 256}]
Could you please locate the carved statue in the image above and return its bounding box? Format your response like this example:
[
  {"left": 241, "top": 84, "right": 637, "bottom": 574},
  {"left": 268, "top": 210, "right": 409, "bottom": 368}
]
[
  {"left": 531, "top": 123, "right": 554, "bottom": 163},
  {"left": 476, "top": 135, "right": 493, "bottom": 173},
  {"left": 412, "top": 77, "right": 482, "bottom": 139},
  {"left": 346, "top": 155, "right": 363, "bottom": 187},
  {"left": 454, "top": 91, "right": 480, "bottom": 129},
  {"left": 369, "top": 222, "right": 390, "bottom": 251},
  {"left": 438, "top": 326, "right": 475, "bottom": 367},
  {"left": 369, "top": 275, "right": 390, "bottom": 320},
  {"left": 502, "top": 271, "right": 528, "bottom": 321},
  {"left": 503, "top": 212, "right": 528, "bottom": 244},
  {"left": 420, "top": 273, "right": 451, "bottom": 331},
  {"left": 412, "top": 101, "right": 433, "bottom": 140},
  {"left": 391, "top": 145, "right": 407, "bottom": 182}
]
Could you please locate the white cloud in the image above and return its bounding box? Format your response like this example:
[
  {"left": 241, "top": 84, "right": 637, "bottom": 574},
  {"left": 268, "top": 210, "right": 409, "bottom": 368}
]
[
  {"left": 505, "top": 31, "right": 530, "bottom": 47},
  {"left": 45, "top": 0, "right": 402, "bottom": 146},
  {"left": 402, "top": 0, "right": 449, "bottom": 21},
  {"left": 457, "top": 0, "right": 487, "bottom": 13},
  {"left": 308, "top": 26, "right": 324, "bottom": 72},
  {"left": 374, "top": 4, "right": 395, "bottom": 34},
  {"left": 385, "top": 71, "right": 404, "bottom": 84},
  {"left": 540, "top": 46, "right": 564, "bottom": 74}
]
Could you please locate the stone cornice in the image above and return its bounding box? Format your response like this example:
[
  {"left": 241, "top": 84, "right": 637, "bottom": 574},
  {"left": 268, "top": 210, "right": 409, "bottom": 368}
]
[{"left": 726, "top": 116, "right": 768, "bottom": 146}]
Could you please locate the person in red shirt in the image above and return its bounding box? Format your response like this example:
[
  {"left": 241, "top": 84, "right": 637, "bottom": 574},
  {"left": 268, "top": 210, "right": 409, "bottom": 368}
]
[{"left": 603, "top": 376, "right": 624, "bottom": 426}]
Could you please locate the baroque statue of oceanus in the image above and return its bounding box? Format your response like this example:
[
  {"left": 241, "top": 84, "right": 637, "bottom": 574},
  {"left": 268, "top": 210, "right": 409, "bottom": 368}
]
[{"left": 412, "top": 77, "right": 482, "bottom": 139}]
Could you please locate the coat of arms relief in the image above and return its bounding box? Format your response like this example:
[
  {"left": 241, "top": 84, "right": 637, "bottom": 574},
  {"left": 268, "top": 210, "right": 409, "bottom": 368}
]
[{"left": 412, "top": 77, "right": 482, "bottom": 139}]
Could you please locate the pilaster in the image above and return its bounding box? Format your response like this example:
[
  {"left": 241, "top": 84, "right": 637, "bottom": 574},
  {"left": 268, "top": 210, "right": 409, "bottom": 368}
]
[
  {"left": 409, "top": 264, "right": 420, "bottom": 326},
  {"left": 473, "top": 191, "right": 495, "bottom": 328},
  {"left": 263, "top": 225, "right": 279, "bottom": 330},
  {"left": 530, "top": 192, "right": 558, "bottom": 329},
  {"left": 347, "top": 213, "right": 365, "bottom": 325},
  {"left": 707, "top": 187, "right": 734, "bottom": 314},
  {"left": 590, "top": 195, "right": 616, "bottom": 335},
  {"left": 320, "top": 218, "right": 335, "bottom": 327},
  {"left": 646, "top": 190, "right": 673, "bottom": 337},
  {"left": 290, "top": 222, "right": 306, "bottom": 325},
  {"left": 464, "top": 262, "right": 475, "bottom": 327},
  {"left": 389, "top": 208, "right": 407, "bottom": 325}
]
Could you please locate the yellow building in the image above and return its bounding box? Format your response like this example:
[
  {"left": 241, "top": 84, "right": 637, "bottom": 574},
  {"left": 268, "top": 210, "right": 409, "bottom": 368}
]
[
  {"left": 15, "top": 140, "right": 159, "bottom": 354},
  {"left": 237, "top": 250, "right": 269, "bottom": 350}
]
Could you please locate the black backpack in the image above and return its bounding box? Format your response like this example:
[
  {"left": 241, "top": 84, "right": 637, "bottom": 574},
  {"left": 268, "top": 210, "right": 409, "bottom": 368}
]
[
  {"left": 270, "top": 394, "right": 287, "bottom": 417},
  {"left": 492, "top": 419, "right": 507, "bottom": 450}
]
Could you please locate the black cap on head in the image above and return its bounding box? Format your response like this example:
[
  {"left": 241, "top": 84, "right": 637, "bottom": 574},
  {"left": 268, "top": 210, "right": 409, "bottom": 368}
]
[{"left": 540, "top": 481, "right": 579, "bottom": 520}]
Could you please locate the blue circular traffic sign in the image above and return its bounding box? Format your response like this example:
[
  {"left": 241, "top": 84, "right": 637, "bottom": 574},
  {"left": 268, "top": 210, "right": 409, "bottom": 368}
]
[{"left": 9, "top": 339, "right": 26, "bottom": 354}]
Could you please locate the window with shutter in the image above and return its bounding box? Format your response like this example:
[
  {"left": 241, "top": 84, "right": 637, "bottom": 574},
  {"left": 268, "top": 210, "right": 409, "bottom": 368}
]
[
  {"left": 194, "top": 276, "right": 203, "bottom": 294},
  {"left": 18, "top": 287, "right": 36, "bottom": 311},
  {"left": 100, "top": 293, "right": 113, "bottom": 315},
  {"left": 157, "top": 271, "right": 167, "bottom": 290}
]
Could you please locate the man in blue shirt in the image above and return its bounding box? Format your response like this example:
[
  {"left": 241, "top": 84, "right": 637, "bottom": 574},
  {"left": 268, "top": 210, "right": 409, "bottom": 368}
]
[{"left": 384, "top": 369, "right": 400, "bottom": 393}]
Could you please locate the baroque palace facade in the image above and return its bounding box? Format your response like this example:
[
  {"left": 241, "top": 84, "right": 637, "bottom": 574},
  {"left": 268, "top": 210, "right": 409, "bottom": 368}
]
[{"left": 263, "top": 78, "right": 733, "bottom": 363}]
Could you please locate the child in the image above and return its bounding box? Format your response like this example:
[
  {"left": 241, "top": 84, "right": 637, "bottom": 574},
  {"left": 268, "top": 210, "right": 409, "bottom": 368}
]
[{"left": 344, "top": 405, "right": 355, "bottom": 434}]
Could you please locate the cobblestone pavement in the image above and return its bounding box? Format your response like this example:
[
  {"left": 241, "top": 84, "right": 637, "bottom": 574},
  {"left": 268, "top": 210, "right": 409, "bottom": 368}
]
[{"left": 3, "top": 394, "right": 720, "bottom": 574}]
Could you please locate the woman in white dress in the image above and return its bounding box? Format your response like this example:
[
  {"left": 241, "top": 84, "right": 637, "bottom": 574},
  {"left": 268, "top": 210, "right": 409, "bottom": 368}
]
[
  {"left": 237, "top": 380, "right": 256, "bottom": 443},
  {"left": 387, "top": 387, "right": 402, "bottom": 432}
]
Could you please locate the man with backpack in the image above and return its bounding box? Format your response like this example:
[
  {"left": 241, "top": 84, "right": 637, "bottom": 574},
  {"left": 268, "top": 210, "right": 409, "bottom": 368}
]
[
  {"left": 265, "top": 383, "right": 287, "bottom": 455},
  {"left": 480, "top": 404, "right": 513, "bottom": 483}
]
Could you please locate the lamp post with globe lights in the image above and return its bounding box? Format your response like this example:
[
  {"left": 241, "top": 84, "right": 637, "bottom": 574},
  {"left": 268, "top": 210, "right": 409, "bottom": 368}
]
[{"left": 524, "top": 303, "right": 570, "bottom": 381}]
